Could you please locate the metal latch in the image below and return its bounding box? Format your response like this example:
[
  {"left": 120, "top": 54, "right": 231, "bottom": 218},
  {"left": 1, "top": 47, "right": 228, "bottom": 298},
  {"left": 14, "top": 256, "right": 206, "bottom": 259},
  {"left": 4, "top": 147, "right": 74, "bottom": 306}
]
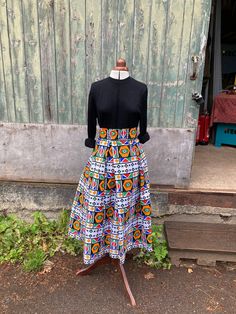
[
  {"left": 192, "top": 92, "right": 204, "bottom": 106},
  {"left": 190, "top": 55, "right": 200, "bottom": 80}
]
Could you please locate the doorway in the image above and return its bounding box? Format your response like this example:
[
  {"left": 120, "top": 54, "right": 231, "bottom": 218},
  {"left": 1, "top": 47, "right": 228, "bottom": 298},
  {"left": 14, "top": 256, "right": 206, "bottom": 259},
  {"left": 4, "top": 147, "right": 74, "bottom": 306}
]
[{"left": 190, "top": 0, "right": 236, "bottom": 191}]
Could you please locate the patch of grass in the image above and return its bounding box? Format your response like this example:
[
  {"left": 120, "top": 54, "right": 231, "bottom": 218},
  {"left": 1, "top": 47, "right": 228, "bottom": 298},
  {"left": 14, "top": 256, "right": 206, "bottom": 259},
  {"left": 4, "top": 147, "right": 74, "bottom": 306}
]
[
  {"left": 0, "top": 210, "right": 83, "bottom": 272},
  {"left": 133, "top": 224, "right": 172, "bottom": 269},
  {"left": 23, "top": 248, "right": 47, "bottom": 272},
  {"left": 0, "top": 210, "right": 171, "bottom": 272}
]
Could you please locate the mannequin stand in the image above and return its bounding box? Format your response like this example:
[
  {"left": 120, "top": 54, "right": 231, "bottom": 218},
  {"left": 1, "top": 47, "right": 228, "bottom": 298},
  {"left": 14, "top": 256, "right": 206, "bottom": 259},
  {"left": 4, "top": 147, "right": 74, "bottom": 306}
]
[{"left": 76, "top": 253, "right": 136, "bottom": 306}]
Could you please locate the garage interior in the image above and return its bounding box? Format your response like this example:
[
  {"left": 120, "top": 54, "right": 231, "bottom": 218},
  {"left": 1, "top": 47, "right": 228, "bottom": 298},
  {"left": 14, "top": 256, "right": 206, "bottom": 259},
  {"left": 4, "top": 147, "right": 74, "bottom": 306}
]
[{"left": 190, "top": 0, "right": 236, "bottom": 192}]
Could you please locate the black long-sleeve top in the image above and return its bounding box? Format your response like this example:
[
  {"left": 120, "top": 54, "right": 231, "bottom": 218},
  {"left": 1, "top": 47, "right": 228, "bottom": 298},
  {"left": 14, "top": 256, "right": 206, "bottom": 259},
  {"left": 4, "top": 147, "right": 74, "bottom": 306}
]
[{"left": 85, "top": 76, "right": 150, "bottom": 148}]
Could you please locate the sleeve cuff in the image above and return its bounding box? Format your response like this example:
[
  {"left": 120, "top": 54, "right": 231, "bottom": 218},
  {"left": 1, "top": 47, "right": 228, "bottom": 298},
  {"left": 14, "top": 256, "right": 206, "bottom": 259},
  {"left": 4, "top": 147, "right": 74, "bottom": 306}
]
[
  {"left": 138, "top": 132, "right": 150, "bottom": 144},
  {"left": 85, "top": 138, "right": 96, "bottom": 148}
]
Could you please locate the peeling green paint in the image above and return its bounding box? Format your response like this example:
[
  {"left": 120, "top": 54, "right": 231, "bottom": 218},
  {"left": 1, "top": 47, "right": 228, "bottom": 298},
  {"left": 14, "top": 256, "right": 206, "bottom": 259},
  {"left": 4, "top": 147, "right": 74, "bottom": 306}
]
[{"left": 0, "top": 0, "right": 212, "bottom": 128}]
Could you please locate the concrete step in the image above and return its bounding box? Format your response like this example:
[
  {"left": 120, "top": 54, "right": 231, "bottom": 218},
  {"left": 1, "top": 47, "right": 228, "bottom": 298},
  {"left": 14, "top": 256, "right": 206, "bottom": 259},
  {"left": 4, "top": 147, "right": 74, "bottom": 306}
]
[{"left": 164, "top": 214, "right": 236, "bottom": 267}]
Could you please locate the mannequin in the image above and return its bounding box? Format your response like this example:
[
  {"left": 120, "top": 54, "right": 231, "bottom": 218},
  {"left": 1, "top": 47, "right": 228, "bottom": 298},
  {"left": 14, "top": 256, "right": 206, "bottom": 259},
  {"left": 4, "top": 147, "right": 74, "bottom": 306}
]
[
  {"left": 84, "top": 57, "right": 150, "bottom": 148},
  {"left": 76, "top": 59, "right": 137, "bottom": 307},
  {"left": 69, "top": 57, "right": 152, "bottom": 307},
  {"left": 109, "top": 58, "right": 130, "bottom": 80}
]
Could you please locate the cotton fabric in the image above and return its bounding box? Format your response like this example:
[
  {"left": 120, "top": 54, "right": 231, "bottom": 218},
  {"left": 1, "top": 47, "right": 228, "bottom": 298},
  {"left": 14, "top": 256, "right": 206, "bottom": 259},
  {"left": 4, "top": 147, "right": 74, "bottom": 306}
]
[
  {"left": 68, "top": 75, "right": 153, "bottom": 265},
  {"left": 85, "top": 76, "right": 150, "bottom": 148},
  {"left": 68, "top": 127, "right": 153, "bottom": 265}
]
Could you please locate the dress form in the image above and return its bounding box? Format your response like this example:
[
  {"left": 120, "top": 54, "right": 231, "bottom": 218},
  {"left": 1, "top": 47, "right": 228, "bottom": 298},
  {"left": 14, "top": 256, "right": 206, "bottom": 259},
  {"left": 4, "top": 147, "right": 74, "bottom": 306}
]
[
  {"left": 109, "top": 58, "right": 130, "bottom": 80},
  {"left": 75, "top": 58, "right": 137, "bottom": 307}
]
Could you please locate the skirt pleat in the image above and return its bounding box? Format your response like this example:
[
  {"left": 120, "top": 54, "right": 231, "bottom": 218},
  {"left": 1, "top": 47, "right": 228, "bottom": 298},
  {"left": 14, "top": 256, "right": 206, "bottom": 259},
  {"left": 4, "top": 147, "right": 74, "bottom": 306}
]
[{"left": 68, "top": 127, "right": 153, "bottom": 265}]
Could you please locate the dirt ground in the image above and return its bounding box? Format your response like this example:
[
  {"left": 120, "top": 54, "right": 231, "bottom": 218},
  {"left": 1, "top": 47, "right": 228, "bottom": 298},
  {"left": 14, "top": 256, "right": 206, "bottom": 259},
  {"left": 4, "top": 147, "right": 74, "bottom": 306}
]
[{"left": 0, "top": 253, "right": 236, "bottom": 314}]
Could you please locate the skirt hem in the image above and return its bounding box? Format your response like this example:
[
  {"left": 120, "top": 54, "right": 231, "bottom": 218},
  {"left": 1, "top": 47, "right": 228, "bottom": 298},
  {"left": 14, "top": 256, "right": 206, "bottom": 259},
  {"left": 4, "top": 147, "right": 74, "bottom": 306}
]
[{"left": 68, "top": 229, "right": 153, "bottom": 265}]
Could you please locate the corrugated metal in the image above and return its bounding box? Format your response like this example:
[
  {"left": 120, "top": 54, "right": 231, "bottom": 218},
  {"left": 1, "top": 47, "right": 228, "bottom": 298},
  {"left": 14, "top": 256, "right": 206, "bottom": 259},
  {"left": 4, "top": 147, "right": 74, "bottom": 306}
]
[{"left": 0, "top": 0, "right": 212, "bottom": 127}]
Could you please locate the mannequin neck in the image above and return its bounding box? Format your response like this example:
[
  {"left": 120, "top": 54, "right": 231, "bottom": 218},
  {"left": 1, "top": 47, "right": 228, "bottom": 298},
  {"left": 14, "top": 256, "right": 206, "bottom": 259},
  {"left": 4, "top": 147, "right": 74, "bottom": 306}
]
[{"left": 109, "top": 70, "right": 130, "bottom": 80}]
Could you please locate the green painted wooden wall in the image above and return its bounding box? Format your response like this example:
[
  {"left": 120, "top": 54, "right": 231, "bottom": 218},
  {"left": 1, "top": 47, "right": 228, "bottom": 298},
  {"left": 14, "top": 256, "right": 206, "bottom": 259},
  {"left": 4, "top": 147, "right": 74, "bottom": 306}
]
[{"left": 0, "top": 0, "right": 211, "bottom": 128}]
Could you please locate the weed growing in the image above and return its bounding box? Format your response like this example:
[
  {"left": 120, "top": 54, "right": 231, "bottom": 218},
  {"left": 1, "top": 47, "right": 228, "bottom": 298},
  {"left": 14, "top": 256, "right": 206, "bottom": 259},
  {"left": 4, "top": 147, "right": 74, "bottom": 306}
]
[
  {"left": 0, "top": 211, "right": 171, "bottom": 271},
  {"left": 133, "top": 224, "right": 172, "bottom": 269},
  {"left": 0, "top": 210, "right": 82, "bottom": 272}
]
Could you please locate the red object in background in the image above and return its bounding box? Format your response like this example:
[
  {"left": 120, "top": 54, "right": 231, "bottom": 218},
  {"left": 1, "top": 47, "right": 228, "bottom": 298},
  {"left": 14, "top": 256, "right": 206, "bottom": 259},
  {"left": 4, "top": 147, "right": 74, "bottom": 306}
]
[
  {"left": 210, "top": 93, "right": 236, "bottom": 127},
  {"left": 196, "top": 113, "right": 210, "bottom": 145},
  {"left": 196, "top": 117, "right": 201, "bottom": 144}
]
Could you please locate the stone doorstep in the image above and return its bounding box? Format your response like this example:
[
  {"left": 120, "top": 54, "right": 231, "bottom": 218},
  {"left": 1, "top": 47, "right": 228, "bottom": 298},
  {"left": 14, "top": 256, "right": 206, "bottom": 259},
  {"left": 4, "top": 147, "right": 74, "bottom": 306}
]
[
  {"left": 0, "top": 180, "right": 236, "bottom": 220},
  {"left": 151, "top": 185, "right": 236, "bottom": 208},
  {"left": 150, "top": 186, "right": 236, "bottom": 217},
  {"left": 164, "top": 214, "right": 236, "bottom": 267}
]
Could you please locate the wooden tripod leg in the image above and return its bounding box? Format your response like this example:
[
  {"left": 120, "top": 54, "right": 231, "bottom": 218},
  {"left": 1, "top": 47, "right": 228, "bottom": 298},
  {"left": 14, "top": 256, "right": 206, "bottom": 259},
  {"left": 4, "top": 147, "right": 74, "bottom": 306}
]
[
  {"left": 114, "top": 260, "right": 137, "bottom": 307},
  {"left": 76, "top": 254, "right": 137, "bottom": 306},
  {"left": 76, "top": 254, "right": 111, "bottom": 276}
]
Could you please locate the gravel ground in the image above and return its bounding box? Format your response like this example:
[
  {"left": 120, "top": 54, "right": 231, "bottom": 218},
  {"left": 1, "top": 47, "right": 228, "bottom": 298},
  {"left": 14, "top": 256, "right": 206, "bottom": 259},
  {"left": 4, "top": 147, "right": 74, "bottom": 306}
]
[{"left": 0, "top": 253, "right": 236, "bottom": 314}]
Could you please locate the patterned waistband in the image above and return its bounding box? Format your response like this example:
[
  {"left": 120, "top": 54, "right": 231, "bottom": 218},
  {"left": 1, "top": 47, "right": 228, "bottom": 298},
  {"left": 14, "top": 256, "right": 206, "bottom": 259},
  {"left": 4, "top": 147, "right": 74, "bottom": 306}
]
[{"left": 98, "top": 127, "right": 138, "bottom": 140}]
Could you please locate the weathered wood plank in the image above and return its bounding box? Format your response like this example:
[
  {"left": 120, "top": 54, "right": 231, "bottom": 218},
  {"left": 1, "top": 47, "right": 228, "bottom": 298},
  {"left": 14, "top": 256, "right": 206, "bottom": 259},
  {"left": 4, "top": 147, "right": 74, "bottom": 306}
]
[
  {"left": 0, "top": 0, "right": 212, "bottom": 130},
  {"left": 166, "top": 213, "right": 236, "bottom": 267},
  {"left": 70, "top": 0, "right": 86, "bottom": 124},
  {"left": 0, "top": 25, "right": 8, "bottom": 122},
  {"left": 165, "top": 216, "right": 236, "bottom": 258},
  {"left": 174, "top": 0, "right": 194, "bottom": 127},
  {"left": 132, "top": 0, "right": 151, "bottom": 82},
  {"left": 195, "top": 0, "right": 212, "bottom": 97},
  {"left": 6, "top": 0, "right": 29, "bottom": 122},
  {"left": 38, "top": 0, "right": 58, "bottom": 123},
  {"left": 86, "top": 0, "right": 102, "bottom": 89},
  {"left": 159, "top": 0, "right": 185, "bottom": 128},
  {"left": 183, "top": 0, "right": 212, "bottom": 128},
  {"left": 147, "top": 0, "right": 168, "bottom": 127},
  {"left": 101, "top": 0, "right": 117, "bottom": 76},
  {"left": 54, "top": 0, "right": 72, "bottom": 124},
  {"left": 117, "top": 0, "right": 135, "bottom": 72},
  {"left": 22, "top": 0, "right": 43, "bottom": 123},
  {"left": 0, "top": 2, "right": 16, "bottom": 122},
  {"left": 168, "top": 191, "right": 236, "bottom": 208}
]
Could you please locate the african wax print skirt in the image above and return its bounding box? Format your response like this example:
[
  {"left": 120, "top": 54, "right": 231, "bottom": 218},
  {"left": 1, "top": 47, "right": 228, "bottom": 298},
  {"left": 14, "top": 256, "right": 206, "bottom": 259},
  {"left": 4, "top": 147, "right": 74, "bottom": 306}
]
[{"left": 68, "top": 127, "right": 153, "bottom": 265}]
